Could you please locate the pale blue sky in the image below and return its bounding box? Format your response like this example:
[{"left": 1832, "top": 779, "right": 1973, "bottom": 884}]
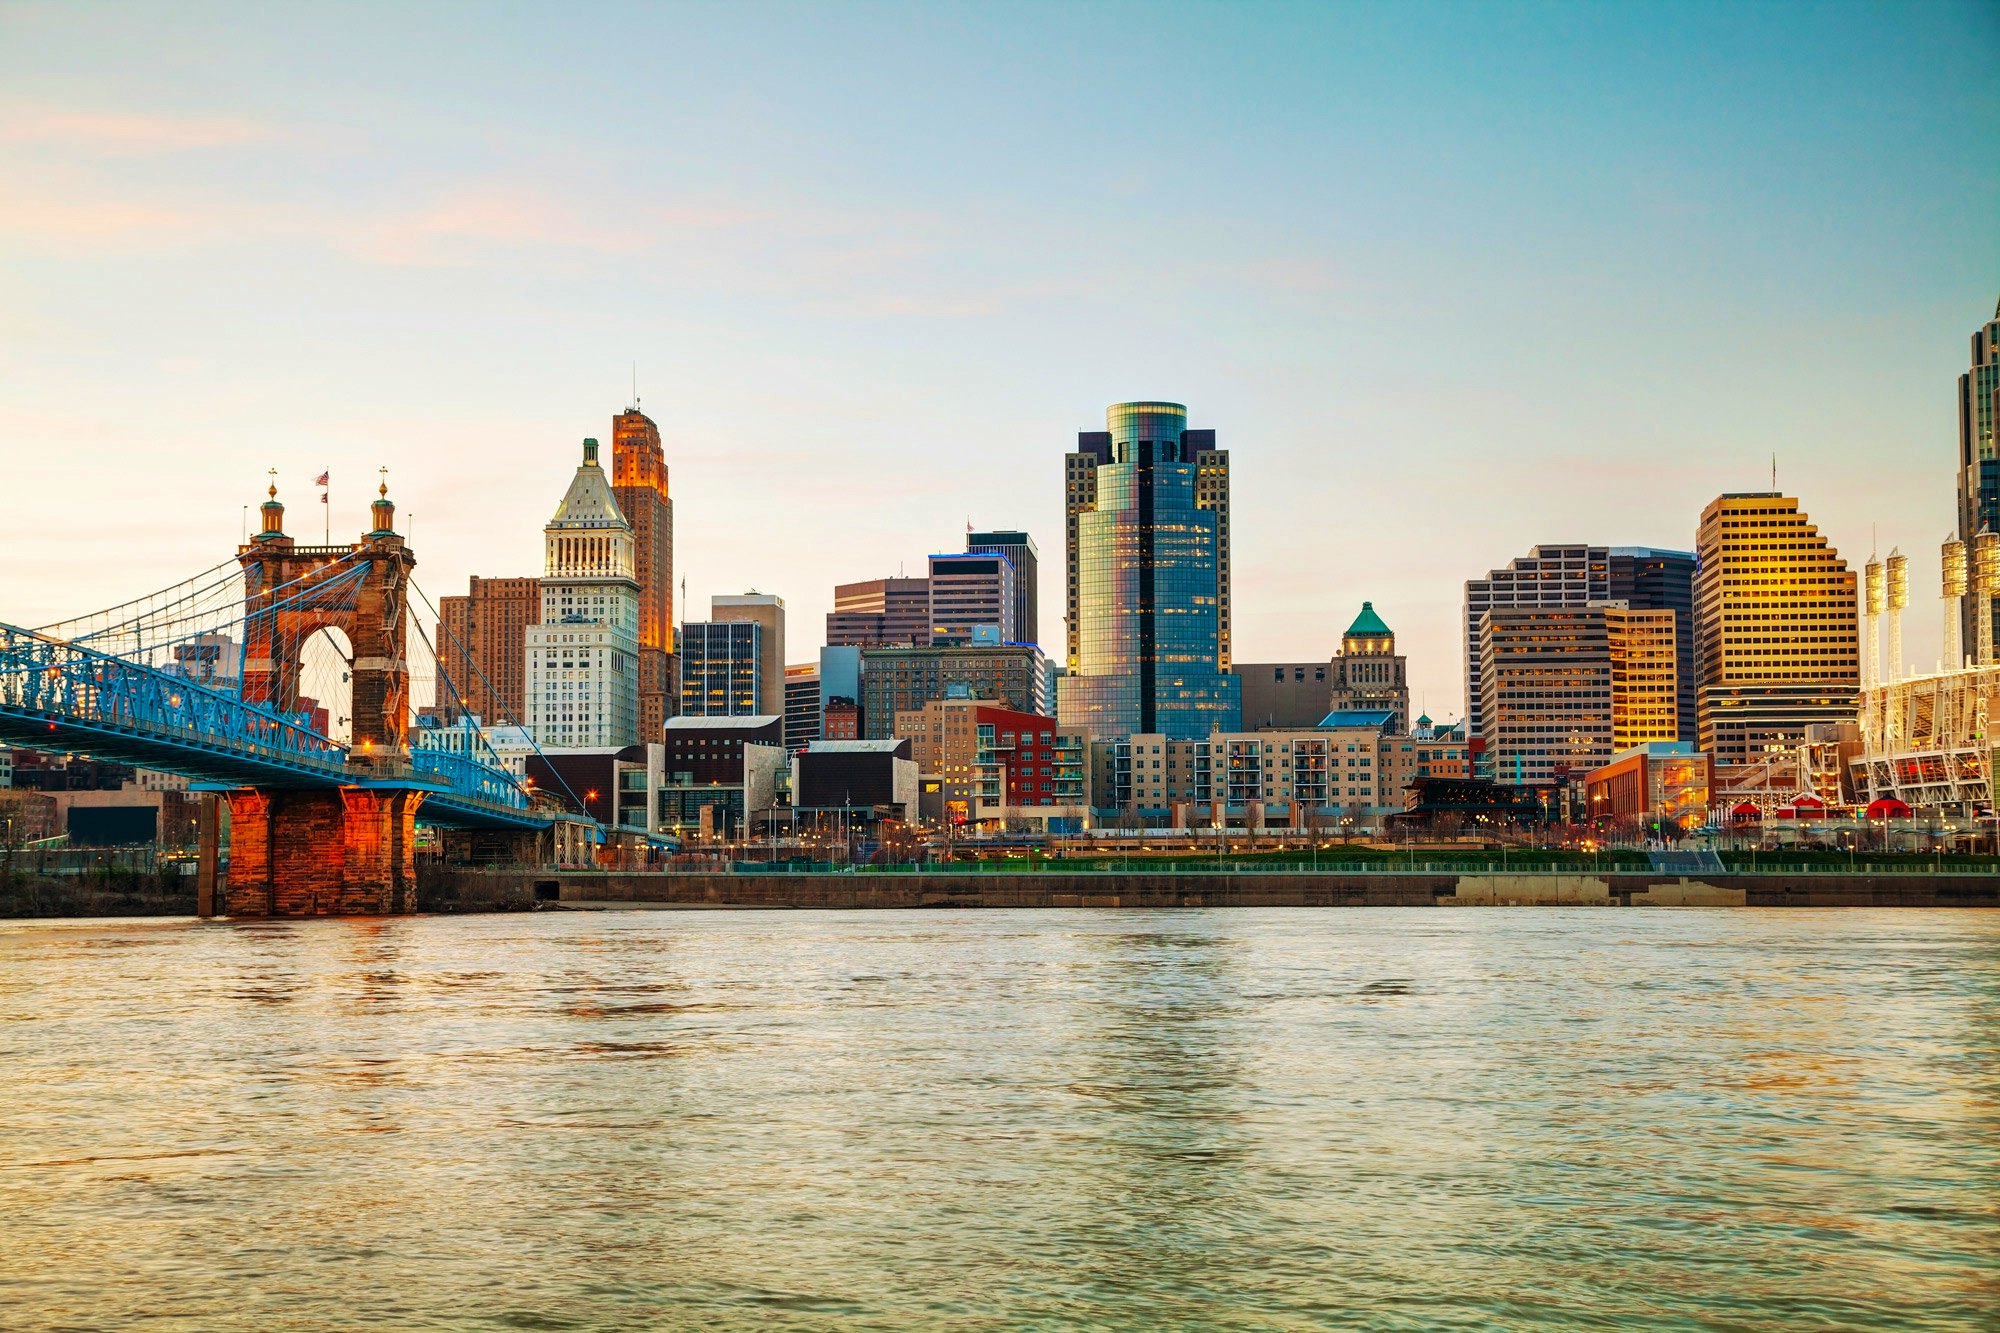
[{"left": 3, "top": 1, "right": 1995, "bottom": 719}]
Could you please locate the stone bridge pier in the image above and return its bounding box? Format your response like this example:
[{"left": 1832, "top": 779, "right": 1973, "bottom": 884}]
[{"left": 222, "top": 788, "right": 426, "bottom": 916}]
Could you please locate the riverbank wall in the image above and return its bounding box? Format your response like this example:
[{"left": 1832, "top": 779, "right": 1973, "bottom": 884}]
[
  {"left": 419, "top": 867, "right": 2000, "bottom": 911},
  {"left": 1, "top": 871, "right": 198, "bottom": 918}
]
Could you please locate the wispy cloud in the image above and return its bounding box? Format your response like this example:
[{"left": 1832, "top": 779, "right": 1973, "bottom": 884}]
[
  {"left": 0, "top": 182, "right": 195, "bottom": 244},
  {"left": 0, "top": 107, "right": 270, "bottom": 154}
]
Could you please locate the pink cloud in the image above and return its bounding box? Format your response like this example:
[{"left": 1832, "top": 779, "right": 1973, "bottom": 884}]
[{"left": 0, "top": 107, "right": 269, "bottom": 154}]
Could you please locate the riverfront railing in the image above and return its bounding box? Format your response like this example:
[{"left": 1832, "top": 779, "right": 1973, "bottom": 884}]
[{"left": 545, "top": 857, "right": 2000, "bottom": 878}]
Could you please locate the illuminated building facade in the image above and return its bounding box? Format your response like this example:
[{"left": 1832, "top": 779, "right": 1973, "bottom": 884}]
[
  {"left": 1477, "top": 604, "right": 1677, "bottom": 786},
  {"left": 1060, "top": 401, "right": 1240, "bottom": 739},
  {"left": 1583, "top": 742, "right": 1714, "bottom": 833},
  {"left": 927, "top": 551, "right": 1017, "bottom": 645},
  {"left": 1091, "top": 720, "right": 1428, "bottom": 829},
  {"left": 436, "top": 576, "right": 539, "bottom": 724},
  {"left": 784, "top": 662, "right": 822, "bottom": 751},
  {"left": 1327, "top": 602, "right": 1410, "bottom": 732},
  {"left": 893, "top": 699, "right": 1080, "bottom": 820},
  {"left": 826, "top": 577, "right": 931, "bottom": 648},
  {"left": 1693, "top": 493, "right": 1859, "bottom": 772},
  {"left": 611, "top": 406, "right": 675, "bottom": 739},
  {"left": 525, "top": 438, "right": 641, "bottom": 749},
  {"left": 680, "top": 620, "right": 766, "bottom": 718},
  {"left": 1607, "top": 548, "right": 1698, "bottom": 744},
  {"left": 708, "top": 592, "right": 784, "bottom": 716},
  {"left": 1465, "top": 545, "right": 1695, "bottom": 747}
]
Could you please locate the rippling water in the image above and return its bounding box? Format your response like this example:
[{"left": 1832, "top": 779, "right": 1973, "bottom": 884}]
[{"left": 2, "top": 909, "right": 1997, "bottom": 1330}]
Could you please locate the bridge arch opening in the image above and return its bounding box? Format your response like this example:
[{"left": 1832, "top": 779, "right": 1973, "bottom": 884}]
[{"left": 299, "top": 625, "right": 355, "bottom": 747}]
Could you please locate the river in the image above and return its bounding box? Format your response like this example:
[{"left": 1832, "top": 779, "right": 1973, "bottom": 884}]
[{"left": 2, "top": 909, "right": 1996, "bottom": 1330}]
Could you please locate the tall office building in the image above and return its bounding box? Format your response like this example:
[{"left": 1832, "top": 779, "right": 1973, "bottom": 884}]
[
  {"left": 1477, "top": 604, "right": 1677, "bottom": 785},
  {"left": 784, "top": 662, "right": 822, "bottom": 751},
  {"left": 859, "top": 643, "right": 1052, "bottom": 738},
  {"left": 610, "top": 406, "right": 675, "bottom": 738},
  {"left": 826, "top": 577, "right": 931, "bottom": 648},
  {"left": 1956, "top": 299, "right": 2000, "bottom": 653},
  {"left": 1060, "top": 401, "right": 1240, "bottom": 739},
  {"left": 525, "top": 439, "right": 641, "bottom": 749},
  {"left": 1465, "top": 545, "right": 1609, "bottom": 741},
  {"left": 927, "top": 551, "right": 1016, "bottom": 645},
  {"left": 1327, "top": 602, "right": 1410, "bottom": 732},
  {"left": 966, "top": 530, "right": 1040, "bottom": 647},
  {"left": 710, "top": 593, "right": 786, "bottom": 718},
  {"left": 436, "top": 575, "right": 540, "bottom": 724},
  {"left": 1466, "top": 544, "right": 1696, "bottom": 744},
  {"left": 1607, "top": 549, "right": 1698, "bottom": 744},
  {"left": 1693, "top": 493, "right": 1859, "bottom": 771},
  {"left": 679, "top": 620, "right": 767, "bottom": 718}
]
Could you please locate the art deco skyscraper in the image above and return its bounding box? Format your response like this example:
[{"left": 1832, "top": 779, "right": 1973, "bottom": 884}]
[
  {"left": 1955, "top": 298, "right": 2000, "bottom": 653},
  {"left": 1693, "top": 493, "right": 1859, "bottom": 771},
  {"left": 1059, "top": 401, "right": 1240, "bottom": 739},
  {"left": 612, "top": 406, "right": 675, "bottom": 739},
  {"left": 525, "top": 438, "right": 641, "bottom": 749},
  {"left": 1327, "top": 602, "right": 1410, "bottom": 731}
]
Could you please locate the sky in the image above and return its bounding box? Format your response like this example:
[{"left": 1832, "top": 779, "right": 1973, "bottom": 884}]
[{"left": 3, "top": 0, "right": 1996, "bottom": 723}]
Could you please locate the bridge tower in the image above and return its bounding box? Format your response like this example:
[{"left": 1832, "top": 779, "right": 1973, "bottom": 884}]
[{"left": 218, "top": 480, "right": 427, "bottom": 916}]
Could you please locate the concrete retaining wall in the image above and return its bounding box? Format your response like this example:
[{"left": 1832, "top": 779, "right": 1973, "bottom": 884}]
[{"left": 419, "top": 867, "right": 2000, "bottom": 911}]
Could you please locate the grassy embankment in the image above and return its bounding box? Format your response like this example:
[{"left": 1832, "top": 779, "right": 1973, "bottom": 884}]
[{"left": 0, "top": 865, "right": 198, "bottom": 917}]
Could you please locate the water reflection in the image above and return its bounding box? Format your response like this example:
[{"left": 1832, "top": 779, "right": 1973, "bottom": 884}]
[{"left": 0, "top": 910, "right": 1994, "bottom": 1330}]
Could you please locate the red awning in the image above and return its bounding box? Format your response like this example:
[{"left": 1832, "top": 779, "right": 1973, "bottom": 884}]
[
  {"left": 1865, "top": 798, "right": 1912, "bottom": 819},
  {"left": 1730, "top": 801, "right": 1762, "bottom": 822}
]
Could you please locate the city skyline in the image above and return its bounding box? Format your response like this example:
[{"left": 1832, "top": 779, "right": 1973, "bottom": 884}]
[{"left": 3, "top": 2, "right": 1997, "bottom": 723}]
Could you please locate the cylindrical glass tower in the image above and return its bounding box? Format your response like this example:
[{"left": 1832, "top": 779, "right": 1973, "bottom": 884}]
[{"left": 1060, "top": 402, "right": 1240, "bottom": 739}]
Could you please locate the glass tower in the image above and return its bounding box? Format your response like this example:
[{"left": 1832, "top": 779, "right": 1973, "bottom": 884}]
[
  {"left": 1059, "top": 401, "right": 1241, "bottom": 739},
  {"left": 1956, "top": 298, "right": 2000, "bottom": 653}
]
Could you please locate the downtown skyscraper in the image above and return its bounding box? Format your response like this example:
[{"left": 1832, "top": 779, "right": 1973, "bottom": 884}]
[
  {"left": 1955, "top": 298, "right": 2000, "bottom": 655},
  {"left": 525, "top": 438, "right": 641, "bottom": 749},
  {"left": 611, "top": 405, "right": 675, "bottom": 739},
  {"left": 1058, "top": 401, "right": 1240, "bottom": 739},
  {"left": 1465, "top": 545, "right": 1698, "bottom": 748},
  {"left": 1693, "top": 492, "right": 1858, "bottom": 771}
]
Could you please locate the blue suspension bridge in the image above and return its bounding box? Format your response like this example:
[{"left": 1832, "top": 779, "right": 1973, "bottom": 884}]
[{"left": 0, "top": 482, "right": 584, "bottom": 914}]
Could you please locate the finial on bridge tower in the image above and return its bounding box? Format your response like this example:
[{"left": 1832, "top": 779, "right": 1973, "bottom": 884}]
[
  {"left": 258, "top": 469, "right": 286, "bottom": 538},
  {"left": 370, "top": 465, "right": 396, "bottom": 535}
]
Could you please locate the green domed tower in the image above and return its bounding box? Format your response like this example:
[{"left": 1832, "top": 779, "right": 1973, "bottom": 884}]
[{"left": 1330, "top": 601, "right": 1409, "bottom": 732}]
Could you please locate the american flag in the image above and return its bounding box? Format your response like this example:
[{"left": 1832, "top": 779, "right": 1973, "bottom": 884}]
[{"left": 315, "top": 471, "right": 329, "bottom": 487}]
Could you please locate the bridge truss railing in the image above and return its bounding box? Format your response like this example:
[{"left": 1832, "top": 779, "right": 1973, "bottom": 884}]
[
  {"left": 410, "top": 746, "right": 532, "bottom": 813},
  {"left": 0, "top": 623, "right": 350, "bottom": 777}
]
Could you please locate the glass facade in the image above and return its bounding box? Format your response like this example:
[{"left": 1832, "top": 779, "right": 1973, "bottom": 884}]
[
  {"left": 1060, "top": 402, "right": 1241, "bottom": 740},
  {"left": 1957, "top": 303, "right": 2000, "bottom": 654}
]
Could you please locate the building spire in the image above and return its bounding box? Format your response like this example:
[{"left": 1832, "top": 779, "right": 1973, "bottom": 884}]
[
  {"left": 258, "top": 469, "right": 286, "bottom": 538},
  {"left": 370, "top": 465, "right": 396, "bottom": 535}
]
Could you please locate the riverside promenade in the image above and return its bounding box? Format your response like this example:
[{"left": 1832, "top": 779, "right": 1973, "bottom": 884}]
[{"left": 421, "top": 866, "right": 2000, "bottom": 912}]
